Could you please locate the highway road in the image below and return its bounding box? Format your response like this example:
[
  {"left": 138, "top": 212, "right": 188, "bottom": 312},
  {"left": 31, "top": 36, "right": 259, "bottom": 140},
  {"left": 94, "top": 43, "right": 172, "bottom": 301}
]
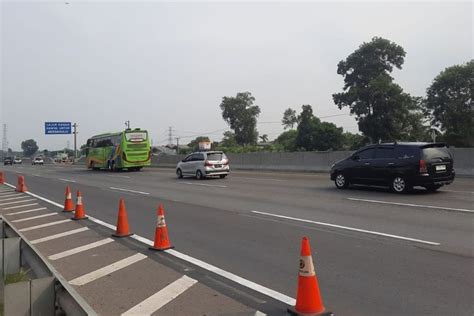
[{"left": 1, "top": 164, "right": 473, "bottom": 315}]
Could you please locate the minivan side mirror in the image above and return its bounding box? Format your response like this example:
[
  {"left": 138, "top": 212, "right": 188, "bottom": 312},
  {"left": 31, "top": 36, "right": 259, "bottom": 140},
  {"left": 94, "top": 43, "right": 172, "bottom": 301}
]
[{"left": 352, "top": 155, "right": 360, "bottom": 161}]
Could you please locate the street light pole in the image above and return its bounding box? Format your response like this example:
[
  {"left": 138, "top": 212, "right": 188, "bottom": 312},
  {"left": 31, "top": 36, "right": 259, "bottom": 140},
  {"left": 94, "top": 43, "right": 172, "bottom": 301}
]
[{"left": 73, "top": 123, "right": 78, "bottom": 163}]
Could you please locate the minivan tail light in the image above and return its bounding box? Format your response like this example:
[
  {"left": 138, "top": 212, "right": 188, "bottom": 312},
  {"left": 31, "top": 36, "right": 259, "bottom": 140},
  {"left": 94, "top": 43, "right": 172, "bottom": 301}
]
[
  {"left": 222, "top": 159, "right": 229, "bottom": 165},
  {"left": 419, "top": 159, "right": 428, "bottom": 173},
  {"left": 205, "top": 160, "right": 213, "bottom": 167}
]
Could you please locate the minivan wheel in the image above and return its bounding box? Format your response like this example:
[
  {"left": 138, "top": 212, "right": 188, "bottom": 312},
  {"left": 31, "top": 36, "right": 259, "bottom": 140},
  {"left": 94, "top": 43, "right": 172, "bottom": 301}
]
[
  {"left": 196, "top": 170, "right": 203, "bottom": 180},
  {"left": 176, "top": 169, "right": 183, "bottom": 179},
  {"left": 391, "top": 176, "right": 409, "bottom": 193},
  {"left": 335, "top": 173, "right": 349, "bottom": 189}
]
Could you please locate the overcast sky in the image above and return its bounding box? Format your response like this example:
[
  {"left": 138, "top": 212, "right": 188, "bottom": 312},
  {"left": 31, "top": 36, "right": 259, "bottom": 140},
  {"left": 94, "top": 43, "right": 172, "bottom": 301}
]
[{"left": 1, "top": 1, "right": 472, "bottom": 151}]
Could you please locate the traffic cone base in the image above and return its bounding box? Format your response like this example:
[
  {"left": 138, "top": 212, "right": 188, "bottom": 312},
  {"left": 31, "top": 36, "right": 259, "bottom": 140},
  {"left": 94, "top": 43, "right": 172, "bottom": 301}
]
[
  {"left": 72, "top": 216, "right": 88, "bottom": 221},
  {"left": 287, "top": 307, "right": 333, "bottom": 316},
  {"left": 113, "top": 198, "right": 133, "bottom": 238}
]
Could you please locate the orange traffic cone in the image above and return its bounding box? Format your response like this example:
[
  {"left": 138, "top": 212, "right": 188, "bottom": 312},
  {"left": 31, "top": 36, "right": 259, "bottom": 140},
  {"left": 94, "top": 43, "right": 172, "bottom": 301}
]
[
  {"left": 0, "top": 171, "right": 4, "bottom": 184},
  {"left": 288, "top": 237, "right": 332, "bottom": 316},
  {"left": 72, "top": 190, "right": 88, "bottom": 220},
  {"left": 149, "top": 204, "right": 174, "bottom": 251},
  {"left": 16, "top": 175, "right": 27, "bottom": 192},
  {"left": 113, "top": 198, "right": 132, "bottom": 237},
  {"left": 63, "top": 186, "right": 74, "bottom": 212}
]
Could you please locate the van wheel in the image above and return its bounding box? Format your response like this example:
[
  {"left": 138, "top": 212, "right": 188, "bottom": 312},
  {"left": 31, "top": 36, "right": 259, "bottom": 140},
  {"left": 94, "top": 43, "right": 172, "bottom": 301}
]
[
  {"left": 196, "top": 170, "right": 203, "bottom": 180},
  {"left": 219, "top": 175, "right": 227, "bottom": 179},
  {"left": 426, "top": 184, "right": 442, "bottom": 192},
  {"left": 391, "top": 176, "right": 410, "bottom": 193},
  {"left": 335, "top": 173, "right": 349, "bottom": 189},
  {"left": 176, "top": 169, "right": 183, "bottom": 179}
]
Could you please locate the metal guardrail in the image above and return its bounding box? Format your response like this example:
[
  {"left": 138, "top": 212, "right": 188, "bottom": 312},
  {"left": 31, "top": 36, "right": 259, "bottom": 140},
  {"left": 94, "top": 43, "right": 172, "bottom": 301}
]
[{"left": 1, "top": 217, "right": 96, "bottom": 316}]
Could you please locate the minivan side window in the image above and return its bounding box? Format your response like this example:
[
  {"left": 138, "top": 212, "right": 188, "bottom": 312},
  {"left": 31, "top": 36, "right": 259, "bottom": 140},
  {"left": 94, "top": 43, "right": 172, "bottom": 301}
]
[
  {"left": 193, "top": 153, "right": 205, "bottom": 161},
  {"left": 183, "top": 155, "right": 193, "bottom": 162},
  {"left": 375, "top": 147, "right": 395, "bottom": 159},
  {"left": 358, "top": 148, "right": 375, "bottom": 160}
]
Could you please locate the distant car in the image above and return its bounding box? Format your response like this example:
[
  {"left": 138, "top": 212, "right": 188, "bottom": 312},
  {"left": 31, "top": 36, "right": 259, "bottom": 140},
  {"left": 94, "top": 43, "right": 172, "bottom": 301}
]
[
  {"left": 32, "top": 157, "right": 44, "bottom": 165},
  {"left": 330, "top": 142, "right": 455, "bottom": 193},
  {"left": 3, "top": 157, "right": 13, "bottom": 165},
  {"left": 176, "top": 151, "right": 230, "bottom": 179},
  {"left": 13, "top": 157, "right": 22, "bottom": 164}
]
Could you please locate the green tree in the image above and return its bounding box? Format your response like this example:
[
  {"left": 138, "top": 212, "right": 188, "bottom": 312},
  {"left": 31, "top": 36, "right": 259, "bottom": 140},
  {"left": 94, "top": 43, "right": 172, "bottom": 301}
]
[
  {"left": 220, "top": 92, "right": 261, "bottom": 145},
  {"left": 295, "top": 105, "right": 316, "bottom": 150},
  {"left": 259, "top": 134, "right": 269, "bottom": 143},
  {"left": 282, "top": 108, "right": 298, "bottom": 129},
  {"left": 21, "top": 139, "right": 39, "bottom": 156},
  {"left": 425, "top": 60, "right": 474, "bottom": 147},
  {"left": 333, "top": 37, "right": 422, "bottom": 142},
  {"left": 220, "top": 131, "right": 238, "bottom": 148},
  {"left": 342, "top": 132, "right": 367, "bottom": 150},
  {"left": 275, "top": 130, "right": 298, "bottom": 151}
]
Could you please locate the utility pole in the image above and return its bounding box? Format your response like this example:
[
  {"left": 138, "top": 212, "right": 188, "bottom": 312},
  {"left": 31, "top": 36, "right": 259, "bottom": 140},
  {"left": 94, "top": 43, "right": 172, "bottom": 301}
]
[
  {"left": 125, "top": 120, "right": 131, "bottom": 129},
  {"left": 168, "top": 126, "right": 173, "bottom": 146},
  {"left": 1, "top": 124, "right": 7, "bottom": 160},
  {"left": 176, "top": 137, "right": 180, "bottom": 155},
  {"left": 73, "top": 123, "right": 78, "bottom": 163}
]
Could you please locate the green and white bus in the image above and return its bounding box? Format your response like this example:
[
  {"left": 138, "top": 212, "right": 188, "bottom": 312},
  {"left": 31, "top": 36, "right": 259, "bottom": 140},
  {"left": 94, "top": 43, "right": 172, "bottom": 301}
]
[{"left": 85, "top": 128, "right": 151, "bottom": 171}]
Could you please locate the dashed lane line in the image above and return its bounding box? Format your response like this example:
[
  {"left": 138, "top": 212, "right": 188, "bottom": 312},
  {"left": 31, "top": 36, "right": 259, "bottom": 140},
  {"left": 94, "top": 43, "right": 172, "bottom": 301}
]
[
  {"left": 18, "top": 219, "right": 71, "bottom": 232},
  {"left": 441, "top": 189, "right": 474, "bottom": 194},
  {"left": 109, "top": 187, "right": 150, "bottom": 195},
  {"left": 0, "top": 199, "right": 36, "bottom": 206},
  {"left": 31, "top": 227, "right": 89, "bottom": 245},
  {"left": 49, "top": 238, "right": 114, "bottom": 260},
  {"left": 121, "top": 275, "right": 198, "bottom": 315},
  {"left": 251, "top": 210, "right": 441, "bottom": 246},
  {"left": 11, "top": 212, "right": 58, "bottom": 223},
  {"left": 5, "top": 207, "right": 47, "bottom": 216},
  {"left": 107, "top": 175, "right": 131, "bottom": 179},
  {"left": 347, "top": 197, "right": 474, "bottom": 214},
  {"left": 69, "top": 253, "right": 147, "bottom": 286},
  {"left": 178, "top": 182, "right": 228, "bottom": 188},
  {"left": 3, "top": 203, "right": 39, "bottom": 210},
  {"left": 59, "top": 178, "right": 77, "bottom": 183},
  {"left": 233, "top": 176, "right": 286, "bottom": 182},
  {"left": 3, "top": 182, "right": 297, "bottom": 306}
]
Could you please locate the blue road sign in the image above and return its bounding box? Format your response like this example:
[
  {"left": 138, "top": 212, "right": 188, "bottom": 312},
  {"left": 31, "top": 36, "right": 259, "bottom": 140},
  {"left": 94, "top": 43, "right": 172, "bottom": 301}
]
[{"left": 45, "top": 122, "right": 72, "bottom": 135}]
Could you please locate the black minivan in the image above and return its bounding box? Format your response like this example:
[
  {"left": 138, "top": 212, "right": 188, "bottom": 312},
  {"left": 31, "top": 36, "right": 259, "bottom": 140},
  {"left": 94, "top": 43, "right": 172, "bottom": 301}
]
[{"left": 330, "top": 142, "right": 455, "bottom": 193}]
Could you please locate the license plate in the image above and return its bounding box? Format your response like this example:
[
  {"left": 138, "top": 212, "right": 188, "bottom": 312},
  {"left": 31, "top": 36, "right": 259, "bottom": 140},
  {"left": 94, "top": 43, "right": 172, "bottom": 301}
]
[
  {"left": 436, "top": 165, "right": 446, "bottom": 171},
  {"left": 214, "top": 164, "right": 222, "bottom": 168}
]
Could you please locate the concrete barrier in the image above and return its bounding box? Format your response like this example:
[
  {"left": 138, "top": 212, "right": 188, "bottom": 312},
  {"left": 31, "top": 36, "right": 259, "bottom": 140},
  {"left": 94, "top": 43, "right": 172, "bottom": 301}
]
[{"left": 151, "top": 148, "right": 474, "bottom": 176}]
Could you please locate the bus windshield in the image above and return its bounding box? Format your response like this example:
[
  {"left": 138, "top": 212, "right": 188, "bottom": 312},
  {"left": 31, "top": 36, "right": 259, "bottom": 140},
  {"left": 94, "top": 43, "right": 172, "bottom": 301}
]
[{"left": 125, "top": 131, "right": 147, "bottom": 142}]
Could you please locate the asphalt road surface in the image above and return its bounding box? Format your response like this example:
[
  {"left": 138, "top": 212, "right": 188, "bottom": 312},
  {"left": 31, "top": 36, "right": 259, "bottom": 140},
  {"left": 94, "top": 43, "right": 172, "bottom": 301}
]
[{"left": 2, "top": 164, "right": 473, "bottom": 315}]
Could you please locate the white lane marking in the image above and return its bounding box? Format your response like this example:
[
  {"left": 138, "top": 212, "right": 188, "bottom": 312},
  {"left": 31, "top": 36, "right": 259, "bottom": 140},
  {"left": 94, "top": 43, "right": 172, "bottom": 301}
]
[
  {"left": 0, "top": 193, "right": 21, "bottom": 197},
  {"left": 3, "top": 203, "right": 39, "bottom": 210},
  {"left": 109, "top": 187, "right": 150, "bottom": 195},
  {"left": 121, "top": 275, "right": 198, "bottom": 315},
  {"left": 5, "top": 182, "right": 297, "bottom": 306},
  {"left": 0, "top": 195, "right": 32, "bottom": 202},
  {"left": 5, "top": 207, "right": 47, "bottom": 216},
  {"left": 107, "top": 175, "right": 130, "bottom": 179},
  {"left": 49, "top": 238, "right": 114, "bottom": 260},
  {"left": 19, "top": 219, "right": 71, "bottom": 232},
  {"left": 31, "top": 227, "right": 89, "bottom": 245},
  {"left": 59, "top": 178, "right": 76, "bottom": 183},
  {"left": 442, "top": 189, "right": 474, "bottom": 194},
  {"left": 347, "top": 197, "right": 474, "bottom": 214},
  {"left": 179, "top": 182, "right": 228, "bottom": 188},
  {"left": 69, "top": 253, "right": 147, "bottom": 286},
  {"left": 234, "top": 176, "right": 286, "bottom": 182},
  {"left": 32, "top": 174, "right": 41, "bottom": 177},
  {"left": 251, "top": 210, "right": 440, "bottom": 246},
  {"left": 0, "top": 199, "right": 36, "bottom": 206},
  {"left": 12, "top": 212, "right": 57, "bottom": 222}
]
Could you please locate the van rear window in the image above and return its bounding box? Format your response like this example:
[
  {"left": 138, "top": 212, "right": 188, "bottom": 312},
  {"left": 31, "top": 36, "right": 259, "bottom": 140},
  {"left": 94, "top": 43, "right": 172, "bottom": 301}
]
[
  {"left": 207, "top": 153, "right": 225, "bottom": 161},
  {"left": 422, "top": 147, "right": 451, "bottom": 160}
]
